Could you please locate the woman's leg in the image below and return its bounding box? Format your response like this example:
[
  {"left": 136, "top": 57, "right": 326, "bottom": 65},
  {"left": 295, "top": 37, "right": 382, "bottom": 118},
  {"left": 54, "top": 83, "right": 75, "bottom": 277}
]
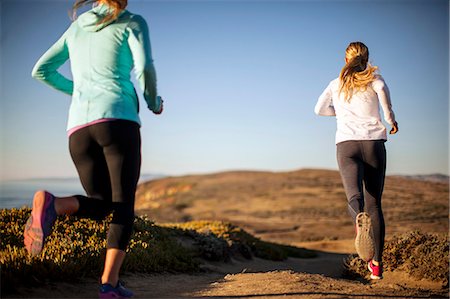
[
  {"left": 336, "top": 141, "right": 365, "bottom": 222},
  {"left": 54, "top": 196, "right": 79, "bottom": 215},
  {"left": 24, "top": 126, "right": 113, "bottom": 256},
  {"left": 361, "top": 140, "right": 387, "bottom": 263},
  {"left": 90, "top": 120, "right": 141, "bottom": 286},
  {"left": 68, "top": 127, "right": 114, "bottom": 220},
  {"left": 102, "top": 249, "right": 126, "bottom": 286},
  {"left": 337, "top": 141, "right": 377, "bottom": 261}
]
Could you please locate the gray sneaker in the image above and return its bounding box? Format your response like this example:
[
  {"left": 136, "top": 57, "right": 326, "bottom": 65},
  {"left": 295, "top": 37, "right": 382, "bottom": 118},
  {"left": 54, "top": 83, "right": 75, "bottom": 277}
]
[
  {"left": 355, "top": 212, "right": 375, "bottom": 261},
  {"left": 24, "top": 190, "right": 57, "bottom": 256}
]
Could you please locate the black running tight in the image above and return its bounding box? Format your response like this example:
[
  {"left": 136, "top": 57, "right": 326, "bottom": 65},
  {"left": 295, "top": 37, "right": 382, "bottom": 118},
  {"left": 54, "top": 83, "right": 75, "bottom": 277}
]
[
  {"left": 336, "top": 140, "right": 386, "bottom": 262},
  {"left": 69, "top": 120, "right": 141, "bottom": 250}
]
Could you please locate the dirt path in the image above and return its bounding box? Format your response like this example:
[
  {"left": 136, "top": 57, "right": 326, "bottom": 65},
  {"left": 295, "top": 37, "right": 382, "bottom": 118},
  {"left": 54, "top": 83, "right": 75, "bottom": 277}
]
[{"left": 7, "top": 240, "right": 447, "bottom": 299}]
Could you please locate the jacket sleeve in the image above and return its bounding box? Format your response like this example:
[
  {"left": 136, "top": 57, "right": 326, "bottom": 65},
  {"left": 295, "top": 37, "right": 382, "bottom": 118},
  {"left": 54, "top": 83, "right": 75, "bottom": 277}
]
[
  {"left": 373, "top": 77, "right": 396, "bottom": 126},
  {"left": 127, "top": 15, "right": 161, "bottom": 113},
  {"left": 31, "top": 29, "right": 73, "bottom": 95},
  {"left": 314, "top": 81, "right": 336, "bottom": 116}
]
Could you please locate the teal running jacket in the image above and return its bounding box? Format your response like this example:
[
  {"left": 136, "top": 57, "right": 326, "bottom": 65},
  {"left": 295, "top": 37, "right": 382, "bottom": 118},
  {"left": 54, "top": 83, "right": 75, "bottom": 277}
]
[{"left": 32, "top": 4, "right": 161, "bottom": 130}]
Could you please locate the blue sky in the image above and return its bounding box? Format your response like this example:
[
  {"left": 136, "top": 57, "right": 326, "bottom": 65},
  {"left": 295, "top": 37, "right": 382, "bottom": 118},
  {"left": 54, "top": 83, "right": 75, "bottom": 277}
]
[{"left": 0, "top": 0, "right": 448, "bottom": 181}]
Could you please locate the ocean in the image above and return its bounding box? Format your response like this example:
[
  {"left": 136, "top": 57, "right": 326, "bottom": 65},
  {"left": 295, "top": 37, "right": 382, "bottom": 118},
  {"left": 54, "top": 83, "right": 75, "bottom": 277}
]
[{"left": 0, "top": 174, "right": 162, "bottom": 209}]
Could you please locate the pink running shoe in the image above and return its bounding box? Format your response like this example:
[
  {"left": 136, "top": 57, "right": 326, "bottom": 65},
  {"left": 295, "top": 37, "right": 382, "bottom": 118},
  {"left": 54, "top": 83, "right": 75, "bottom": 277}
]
[
  {"left": 24, "top": 190, "right": 57, "bottom": 256},
  {"left": 368, "top": 260, "right": 383, "bottom": 279}
]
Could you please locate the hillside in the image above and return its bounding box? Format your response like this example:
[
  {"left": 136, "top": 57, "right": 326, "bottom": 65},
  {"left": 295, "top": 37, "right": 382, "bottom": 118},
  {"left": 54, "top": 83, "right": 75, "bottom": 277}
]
[
  {"left": 3, "top": 169, "right": 448, "bottom": 298},
  {"left": 136, "top": 169, "right": 449, "bottom": 245}
]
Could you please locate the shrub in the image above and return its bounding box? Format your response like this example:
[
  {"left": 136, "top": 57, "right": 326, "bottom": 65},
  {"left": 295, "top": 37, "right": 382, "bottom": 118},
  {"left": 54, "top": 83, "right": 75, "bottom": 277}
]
[
  {"left": 1, "top": 209, "right": 315, "bottom": 294},
  {"left": 164, "top": 220, "right": 316, "bottom": 261},
  {"left": 344, "top": 231, "right": 449, "bottom": 286}
]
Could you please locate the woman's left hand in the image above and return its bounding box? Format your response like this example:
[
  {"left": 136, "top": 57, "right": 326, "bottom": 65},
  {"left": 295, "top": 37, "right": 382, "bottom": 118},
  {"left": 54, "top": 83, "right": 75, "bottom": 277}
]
[{"left": 390, "top": 121, "right": 398, "bottom": 134}]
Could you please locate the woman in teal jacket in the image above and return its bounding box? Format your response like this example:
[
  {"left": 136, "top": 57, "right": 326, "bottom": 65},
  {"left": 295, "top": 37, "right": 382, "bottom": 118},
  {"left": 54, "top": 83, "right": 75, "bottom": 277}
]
[{"left": 24, "top": 0, "right": 162, "bottom": 297}]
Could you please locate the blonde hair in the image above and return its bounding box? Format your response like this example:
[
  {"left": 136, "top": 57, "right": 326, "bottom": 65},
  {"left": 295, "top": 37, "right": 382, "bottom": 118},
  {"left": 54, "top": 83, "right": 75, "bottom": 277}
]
[
  {"left": 72, "top": 0, "right": 127, "bottom": 24},
  {"left": 339, "top": 42, "right": 378, "bottom": 102}
]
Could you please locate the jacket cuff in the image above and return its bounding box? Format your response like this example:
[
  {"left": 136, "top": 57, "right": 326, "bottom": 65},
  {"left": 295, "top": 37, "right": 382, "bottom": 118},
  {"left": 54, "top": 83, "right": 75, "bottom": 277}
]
[{"left": 150, "top": 95, "right": 162, "bottom": 113}]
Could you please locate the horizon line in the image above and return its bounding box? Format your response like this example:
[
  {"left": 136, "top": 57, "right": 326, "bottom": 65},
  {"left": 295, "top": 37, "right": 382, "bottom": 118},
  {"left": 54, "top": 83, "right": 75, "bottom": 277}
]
[{"left": 1, "top": 168, "right": 448, "bottom": 183}]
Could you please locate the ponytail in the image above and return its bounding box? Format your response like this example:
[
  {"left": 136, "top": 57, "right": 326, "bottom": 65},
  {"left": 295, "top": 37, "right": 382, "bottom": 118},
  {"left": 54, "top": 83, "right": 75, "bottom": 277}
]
[
  {"left": 71, "top": 0, "right": 127, "bottom": 24},
  {"left": 339, "top": 42, "right": 378, "bottom": 102}
]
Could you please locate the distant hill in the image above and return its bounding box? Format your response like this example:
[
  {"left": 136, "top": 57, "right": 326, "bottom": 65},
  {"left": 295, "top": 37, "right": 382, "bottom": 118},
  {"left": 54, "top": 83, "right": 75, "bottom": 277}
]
[
  {"left": 398, "top": 174, "right": 449, "bottom": 184},
  {"left": 136, "top": 169, "right": 449, "bottom": 244},
  {"left": 139, "top": 173, "right": 166, "bottom": 183}
]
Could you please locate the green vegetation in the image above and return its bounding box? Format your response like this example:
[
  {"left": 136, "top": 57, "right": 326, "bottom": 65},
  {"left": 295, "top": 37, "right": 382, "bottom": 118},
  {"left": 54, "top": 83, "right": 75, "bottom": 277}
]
[
  {"left": 344, "top": 231, "right": 449, "bottom": 285},
  {"left": 164, "top": 220, "right": 316, "bottom": 261},
  {"left": 0, "top": 208, "right": 314, "bottom": 294}
]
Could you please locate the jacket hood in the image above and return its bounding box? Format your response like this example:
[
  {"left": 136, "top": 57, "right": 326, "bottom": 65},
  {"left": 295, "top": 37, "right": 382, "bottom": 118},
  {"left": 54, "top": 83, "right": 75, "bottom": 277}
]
[{"left": 77, "top": 4, "right": 123, "bottom": 32}]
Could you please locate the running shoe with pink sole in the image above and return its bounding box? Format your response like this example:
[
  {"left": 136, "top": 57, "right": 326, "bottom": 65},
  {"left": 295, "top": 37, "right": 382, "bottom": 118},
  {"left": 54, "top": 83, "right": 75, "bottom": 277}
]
[
  {"left": 24, "top": 190, "right": 57, "bottom": 256},
  {"left": 355, "top": 212, "right": 375, "bottom": 261},
  {"left": 368, "top": 260, "right": 383, "bottom": 279}
]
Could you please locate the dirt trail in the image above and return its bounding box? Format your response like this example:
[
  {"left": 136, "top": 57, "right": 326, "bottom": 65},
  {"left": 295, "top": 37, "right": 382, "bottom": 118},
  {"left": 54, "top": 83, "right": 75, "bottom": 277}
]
[{"left": 8, "top": 240, "right": 447, "bottom": 299}]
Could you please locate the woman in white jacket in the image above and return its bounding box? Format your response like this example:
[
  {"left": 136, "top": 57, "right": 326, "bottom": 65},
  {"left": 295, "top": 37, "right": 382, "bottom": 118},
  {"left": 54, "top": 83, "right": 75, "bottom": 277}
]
[{"left": 315, "top": 41, "right": 398, "bottom": 280}]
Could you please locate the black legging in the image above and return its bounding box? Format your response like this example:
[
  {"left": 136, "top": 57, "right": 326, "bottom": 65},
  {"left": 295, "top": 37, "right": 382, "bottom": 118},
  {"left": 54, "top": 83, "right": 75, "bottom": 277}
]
[
  {"left": 69, "top": 120, "right": 141, "bottom": 250},
  {"left": 336, "top": 140, "right": 386, "bottom": 262}
]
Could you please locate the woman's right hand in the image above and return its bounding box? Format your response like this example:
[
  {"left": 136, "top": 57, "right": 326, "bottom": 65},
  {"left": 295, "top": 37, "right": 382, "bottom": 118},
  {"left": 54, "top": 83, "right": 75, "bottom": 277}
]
[
  {"left": 390, "top": 121, "right": 398, "bottom": 134},
  {"left": 153, "top": 97, "right": 163, "bottom": 115}
]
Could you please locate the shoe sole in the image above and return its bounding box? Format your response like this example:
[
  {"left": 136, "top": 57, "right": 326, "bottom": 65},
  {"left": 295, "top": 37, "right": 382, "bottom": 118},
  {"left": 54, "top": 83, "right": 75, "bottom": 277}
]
[
  {"left": 99, "top": 281, "right": 134, "bottom": 298},
  {"left": 355, "top": 212, "right": 375, "bottom": 261},
  {"left": 369, "top": 274, "right": 383, "bottom": 280},
  {"left": 98, "top": 291, "right": 123, "bottom": 299},
  {"left": 24, "top": 191, "right": 50, "bottom": 256}
]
